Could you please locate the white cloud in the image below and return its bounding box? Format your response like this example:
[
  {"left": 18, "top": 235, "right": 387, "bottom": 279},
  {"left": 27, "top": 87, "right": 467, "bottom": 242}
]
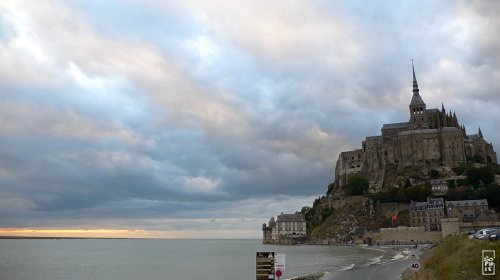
[
  {"left": 183, "top": 176, "right": 221, "bottom": 194},
  {"left": 0, "top": 0, "right": 499, "bottom": 237}
]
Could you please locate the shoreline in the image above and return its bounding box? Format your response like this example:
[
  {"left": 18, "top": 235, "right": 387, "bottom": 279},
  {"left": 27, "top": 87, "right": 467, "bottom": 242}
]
[{"left": 291, "top": 244, "right": 430, "bottom": 280}]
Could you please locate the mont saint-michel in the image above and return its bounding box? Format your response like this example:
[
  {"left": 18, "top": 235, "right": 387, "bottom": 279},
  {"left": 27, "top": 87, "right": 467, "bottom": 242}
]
[
  {"left": 263, "top": 64, "right": 499, "bottom": 247},
  {"left": 334, "top": 63, "right": 497, "bottom": 193}
]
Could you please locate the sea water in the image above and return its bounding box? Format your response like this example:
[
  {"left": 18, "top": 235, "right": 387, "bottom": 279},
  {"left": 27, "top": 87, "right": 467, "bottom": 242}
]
[{"left": 0, "top": 239, "right": 410, "bottom": 280}]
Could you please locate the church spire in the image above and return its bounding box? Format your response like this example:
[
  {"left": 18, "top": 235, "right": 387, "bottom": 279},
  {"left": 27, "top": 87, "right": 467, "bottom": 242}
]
[
  {"left": 412, "top": 59, "right": 419, "bottom": 93},
  {"left": 409, "top": 60, "right": 427, "bottom": 129},
  {"left": 409, "top": 60, "right": 424, "bottom": 106},
  {"left": 479, "top": 127, "right": 483, "bottom": 138}
]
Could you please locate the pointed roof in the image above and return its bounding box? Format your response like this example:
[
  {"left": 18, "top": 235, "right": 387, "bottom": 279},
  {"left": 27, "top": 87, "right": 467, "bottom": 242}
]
[
  {"left": 410, "top": 60, "right": 425, "bottom": 106},
  {"left": 479, "top": 127, "right": 483, "bottom": 138},
  {"left": 412, "top": 61, "right": 419, "bottom": 92}
]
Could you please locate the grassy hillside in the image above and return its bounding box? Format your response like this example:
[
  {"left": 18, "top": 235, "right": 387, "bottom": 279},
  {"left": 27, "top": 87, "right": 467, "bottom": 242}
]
[{"left": 409, "top": 235, "right": 500, "bottom": 280}]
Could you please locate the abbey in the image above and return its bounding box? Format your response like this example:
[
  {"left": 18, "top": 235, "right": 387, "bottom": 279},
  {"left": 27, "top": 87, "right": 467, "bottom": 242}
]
[{"left": 335, "top": 64, "right": 497, "bottom": 191}]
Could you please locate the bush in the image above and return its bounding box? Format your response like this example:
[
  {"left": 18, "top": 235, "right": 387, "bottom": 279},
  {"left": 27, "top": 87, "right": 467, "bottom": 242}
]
[
  {"left": 430, "top": 169, "right": 440, "bottom": 179},
  {"left": 447, "top": 180, "right": 456, "bottom": 189},
  {"left": 465, "top": 167, "right": 481, "bottom": 187},
  {"left": 346, "top": 174, "right": 369, "bottom": 195},
  {"left": 489, "top": 163, "right": 500, "bottom": 175},
  {"left": 326, "top": 182, "right": 335, "bottom": 195},
  {"left": 452, "top": 163, "right": 469, "bottom": 175},
  {"left": 320, "top": 208, "right": 334, "bottom": 221},
  {"left": 478, "top": 167, "right": 495, "bottom": 185},
  {"left": 367, "top": 184, "right": 431, "bottom": 203},
  {"left": 466, "top": 166, "right": 495, "bottom": 187},
  {"left": 405, "top": 185, "right": 431, "bottom": 202},
  {"left": 486, "top": 184, "right": 500, "bottom": 210},
  {"left": 473, "top": 153, "right": 485, "bottom": 163}
]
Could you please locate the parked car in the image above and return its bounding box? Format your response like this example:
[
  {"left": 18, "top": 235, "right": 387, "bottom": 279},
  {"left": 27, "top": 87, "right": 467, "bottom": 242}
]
[
  {"left": 488, "top": 229, "right": 500, "bottom": 241},
  {"left": 468, "top": 229, "right": 478, "bottom": 239},
  {"left": 473, "top": 228, "right": 497, "bottom": 240}
]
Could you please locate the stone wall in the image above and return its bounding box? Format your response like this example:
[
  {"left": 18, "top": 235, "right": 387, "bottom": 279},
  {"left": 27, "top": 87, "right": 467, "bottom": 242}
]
[
  {"left": 276, "top": 235, "right": 308, "bottom": 245},
  {"left": 367, "top": 226, "right": 441, "bottom": 244},
  {"left": 322, "top": 195, "right": 365, "bottom": 209},
  {"left": 441, "top": 218, "right": 459, "bottom": 238}
]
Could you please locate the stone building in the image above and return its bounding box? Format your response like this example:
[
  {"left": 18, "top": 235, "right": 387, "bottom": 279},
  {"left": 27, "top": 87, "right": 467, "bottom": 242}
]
[
  {"left": 262, "top": 217, "right": 275, "bottom": 243},
  {"left": 445, "top": 199, "right": 493, "bottom": 223},
  {"left": 409, "top": 197, "right": 445, "bottom": 231},
  {"left": 429, "top": 179, "right": 448, "bottom": 195},
  {"left": 276, "top": 212, "right": 306, "bottom": 237},
  {"left": 335, "top": 64, "right": 497, "bottom": 191},
  {"left": 262, "top": 212, "right": 306, "bottom": 244}
]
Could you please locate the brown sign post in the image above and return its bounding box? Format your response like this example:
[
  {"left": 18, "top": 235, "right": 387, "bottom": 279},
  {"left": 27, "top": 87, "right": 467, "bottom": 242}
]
[{"left": 256, "top": 252, "right": 275, "bottom": 280}]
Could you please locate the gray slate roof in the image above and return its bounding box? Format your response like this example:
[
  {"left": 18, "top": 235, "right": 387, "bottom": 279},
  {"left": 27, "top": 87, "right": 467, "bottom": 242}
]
[
  {"left": 445, "top": 199, "right": 488, "bottom": 207},
  {"left": 410, "top": 93, "right": 425, "bottom": 106},
  {"left": 277, "top": 213, "right": 305, "bottom": 222}
]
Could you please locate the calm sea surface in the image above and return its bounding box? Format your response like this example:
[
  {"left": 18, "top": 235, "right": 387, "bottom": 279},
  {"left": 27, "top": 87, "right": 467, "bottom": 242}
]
[{"left": 0, "top": 239, "right": 410, "bottom": 280}]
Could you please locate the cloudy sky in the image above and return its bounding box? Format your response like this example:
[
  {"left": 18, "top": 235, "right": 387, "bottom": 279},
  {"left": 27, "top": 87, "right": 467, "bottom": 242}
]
[{"left": 1, "top": 0, "right": 499, "bottom": 238}]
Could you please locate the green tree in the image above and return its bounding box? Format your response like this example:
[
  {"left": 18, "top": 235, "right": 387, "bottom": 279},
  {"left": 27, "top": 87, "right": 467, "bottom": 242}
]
[
  {"left": 486, "top": 184, "right": 500, "bottom": 210},
  {"left": 395, "top": 187, "right": 407, "bottom": 202},
  {"left": 405, "top": 185, "right": 431, "bottom": 202},
  {"left": 466, "top": 167, "right": 481, "bottom": 187},
  {"left": 346, "top": 174, "right": 369, "bottom": 195},
  {"left": 488, "top": 163, "right": 500, "bottom": 175},
  {"left": 404, "top": 178, "right": 412, "bottom": 188},
  {"left": 430, "top": 169, "right": 440, "bottom": 179},
  {"left": 452, "top": 163, "right": 468, "bottom": 175},
  {"left": 462, "top": 187, "right": 474, "bottom": 199},
  {"left": 478, "top": 167, "right": 495, "bottom": 185},
  {"left": 326, "top": 182, "right": 335, "bottom": 195},
  {"left": 447, "top": 180, "right": 456, "bottom": 189},
  {"left": 320, "top": 208, "right": 334, "bottom": 221},
  {"left": 474, "top": 154, "right": 485, "bottom": 164}
]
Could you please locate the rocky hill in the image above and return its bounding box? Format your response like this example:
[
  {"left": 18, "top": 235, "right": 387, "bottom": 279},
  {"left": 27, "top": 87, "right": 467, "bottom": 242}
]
[
  {"left": 304, "top": 162, "right": 500, "bottom": 243},
  {"left": 304, "top": 195, "right": 410, "bottom": 243}
]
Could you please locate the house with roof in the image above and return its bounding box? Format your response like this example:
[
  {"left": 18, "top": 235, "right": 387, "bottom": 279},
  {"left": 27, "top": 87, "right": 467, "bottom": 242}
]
[
  {"left": 445, "top": 199, "right": 495, "bottom": 223},
  {"left": 409, "top": 197, "right": 445, "bottom": 231},
  {"left": 262, "top": 212, "right": 307, "bottom": 244}
]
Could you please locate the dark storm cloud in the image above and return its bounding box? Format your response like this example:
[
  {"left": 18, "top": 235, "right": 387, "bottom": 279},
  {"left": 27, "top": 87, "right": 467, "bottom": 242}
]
[{"left": 1, "top": 0, "right": 499, "bottom": 237}]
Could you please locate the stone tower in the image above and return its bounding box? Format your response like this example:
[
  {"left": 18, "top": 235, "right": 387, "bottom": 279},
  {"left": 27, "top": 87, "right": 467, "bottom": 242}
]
[{"left": 409, "top": 62, "right": 427, "bottom": 129}]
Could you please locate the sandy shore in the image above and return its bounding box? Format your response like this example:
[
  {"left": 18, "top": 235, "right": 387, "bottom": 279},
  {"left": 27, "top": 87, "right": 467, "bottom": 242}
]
[
  {"left": 320, "top": 245, "right": 428, "bottom": 280},
  {"left": 320, "top": 259, "right": 414, "bottom": 280}
]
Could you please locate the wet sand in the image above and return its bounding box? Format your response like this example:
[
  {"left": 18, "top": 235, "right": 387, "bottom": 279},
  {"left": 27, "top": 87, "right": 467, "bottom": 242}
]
[
  {"left": 320, "top": 245, "right": 426, "bottom": 280},
  {"left": 321, "top": 259, "right": 414, "bottom": 280}
]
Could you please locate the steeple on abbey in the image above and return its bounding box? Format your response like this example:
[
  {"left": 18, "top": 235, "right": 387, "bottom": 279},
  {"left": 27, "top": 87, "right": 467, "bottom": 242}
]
[
  {"left": 334, "top": 63, "right": 497, "bottom": 192},
  {"left": 409, "top": 62, "right": 427, "bottom": 129}
]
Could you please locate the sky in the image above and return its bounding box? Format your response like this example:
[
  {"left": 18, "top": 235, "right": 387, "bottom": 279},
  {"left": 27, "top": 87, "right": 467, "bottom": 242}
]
[{"left": 1, "top": 0, "right": 499, "bottom": 239}]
